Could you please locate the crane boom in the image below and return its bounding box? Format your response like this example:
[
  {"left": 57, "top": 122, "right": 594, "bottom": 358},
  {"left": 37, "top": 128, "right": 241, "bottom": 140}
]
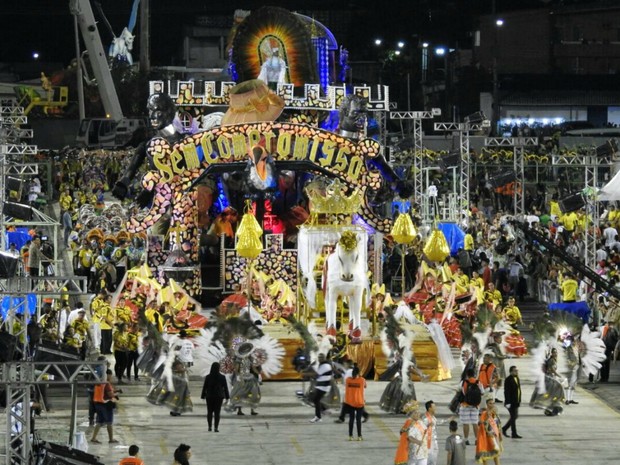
[{"left": 70, "top": 0, "right": 124, "bottom": 121}]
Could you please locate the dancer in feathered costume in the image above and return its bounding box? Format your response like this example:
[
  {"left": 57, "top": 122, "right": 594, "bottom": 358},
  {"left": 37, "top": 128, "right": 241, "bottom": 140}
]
[
  {"left": 528, "top": 312, "right": 568, "bottom": 416},
  {"left": 529, "top": 311, "right": 606, "bottom": 414},
  {"left": 131, "top": 307, "right": 193, "bottom": 416},
  {"left": 379, "top": 310, "right": 427, "bottom": 414},
  {"left": 191, "top": 313, "right": 284, "bottom": 416},
  {"left": 555, "top": 314, "right": 606, "bottom": 405}
]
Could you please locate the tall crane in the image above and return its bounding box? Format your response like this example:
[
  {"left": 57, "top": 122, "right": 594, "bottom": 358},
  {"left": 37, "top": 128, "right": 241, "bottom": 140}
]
[{"left": 70, "top": 0, "right": 145, "bottom": 147}]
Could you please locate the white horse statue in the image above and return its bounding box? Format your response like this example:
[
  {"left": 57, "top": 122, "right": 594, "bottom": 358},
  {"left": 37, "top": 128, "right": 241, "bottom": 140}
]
[{"left": 323, "top": 231, "right": 369, "bottom": 344}]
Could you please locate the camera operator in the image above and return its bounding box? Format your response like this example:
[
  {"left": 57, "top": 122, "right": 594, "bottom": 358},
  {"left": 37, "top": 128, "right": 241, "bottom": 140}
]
[{"left": 292, "top": 348, "right": 310, "bottom": 373}]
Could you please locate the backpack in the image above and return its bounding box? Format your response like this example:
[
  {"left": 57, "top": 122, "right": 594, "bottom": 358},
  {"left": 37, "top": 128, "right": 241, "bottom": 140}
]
[{"left": 463, "top": 379, "right": 482, "bottom": 406}]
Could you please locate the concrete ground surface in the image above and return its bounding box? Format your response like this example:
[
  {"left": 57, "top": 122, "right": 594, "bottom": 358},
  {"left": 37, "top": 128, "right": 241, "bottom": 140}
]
[{"left": 20, "top": 353, "right": 619, "bottom": 465}]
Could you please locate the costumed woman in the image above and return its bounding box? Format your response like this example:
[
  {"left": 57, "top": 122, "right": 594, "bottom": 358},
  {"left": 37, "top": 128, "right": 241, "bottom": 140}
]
[
  {"left": 227, "top": 341, "right": 261, "bottom": 416},
  {"left": 475, "top": 398, "right": 503, "bottom": 464},
  {"left": 146, "top": 356, "right": 194, "bottom": 416}
]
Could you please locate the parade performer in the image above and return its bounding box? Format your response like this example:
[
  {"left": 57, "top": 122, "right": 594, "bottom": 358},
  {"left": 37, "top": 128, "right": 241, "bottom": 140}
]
[
  {"left": 475, "top": 398, "right": 503, "bottom": 464},
  {"left": 227, "top": 341, "right": 261, "bottom": 416},
  {"left": 529, "top": 347, "right": 566, "bottom": 416},
  {"left": 147, "top": 357, "right": 193, "bottom": 416},
  {"left": 394, "top": 401, "right": 421, "bottom": 465},
  {"left": 379, "top": 312, "right": 428, "bottom": 414}
]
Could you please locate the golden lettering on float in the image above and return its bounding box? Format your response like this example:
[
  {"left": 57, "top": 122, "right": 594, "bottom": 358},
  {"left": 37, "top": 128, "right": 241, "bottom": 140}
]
[
  {"left": 200, "top": 133, "right": 216, "bottom": 165},
  {"left": 151, "top": 125, "right": 370, "bottom": 185},
  {"left": 153, "top": 151, "right": 173, "bottom": 183},
  {"left": 182, "top": 144, "right": 200, "bottom": 170},
  {"left": 319, "top": 139, "right": 336, "bottom": 168},
  {"left": 248, "top": 129, "right": 261, "bottom": 149},
  {"left": 231, "top": 133, "right": 247, "bottom": 157},
  {"left": 216, "top": 135, "right": 232, "bottom": 160},
  {"left": 293, "top": 136, "right": 309, "bottom": 160},
  {"left": 276, "top": 132, "right": 292, "bottom": 158}
]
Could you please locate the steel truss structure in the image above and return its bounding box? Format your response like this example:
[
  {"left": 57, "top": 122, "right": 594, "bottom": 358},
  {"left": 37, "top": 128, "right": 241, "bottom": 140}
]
[
  {"left": 1, "top": 361, "right": 105, "bottom": 465},
  {"left": 433, "top": 120, "right": 490, "bottom": 211},
  {"left": 551, "top": 151, "right": 615, "bottom": 271},
  {"left": 484, "top": 137, "right": 539, "bottom": 217},
  {"left": 389, "top": 110, "right": 440, "bottom": 203}
]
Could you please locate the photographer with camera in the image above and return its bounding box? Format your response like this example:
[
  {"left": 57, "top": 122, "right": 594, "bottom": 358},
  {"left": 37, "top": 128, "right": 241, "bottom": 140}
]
[
  {"left": 293, "top": 348, "right": 311, "bottom": 399},
  {"left": 90, "top": 369, "right": 122, "bottom": 444}
]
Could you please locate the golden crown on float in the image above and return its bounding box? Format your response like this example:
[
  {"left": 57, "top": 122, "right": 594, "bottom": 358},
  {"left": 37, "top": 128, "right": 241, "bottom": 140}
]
[{"left": 304, "top": 178, "right": 363, "bottom": 217}]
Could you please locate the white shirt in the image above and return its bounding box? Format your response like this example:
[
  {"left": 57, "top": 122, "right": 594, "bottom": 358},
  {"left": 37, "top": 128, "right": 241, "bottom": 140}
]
[
  {"left": 176, "top": 339, "right": 194, "bottom": 363},
  {"left": 603, "top": 227, "right": 618, "bottom": 247},
  {"left": 68, "top": 309, "right": 88, "bottom": 325}
]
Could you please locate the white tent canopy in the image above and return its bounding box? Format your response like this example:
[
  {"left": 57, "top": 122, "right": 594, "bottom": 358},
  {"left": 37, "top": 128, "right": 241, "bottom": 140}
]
[{"left": 599, "top": 169, "right": 620, "bottom": 201}]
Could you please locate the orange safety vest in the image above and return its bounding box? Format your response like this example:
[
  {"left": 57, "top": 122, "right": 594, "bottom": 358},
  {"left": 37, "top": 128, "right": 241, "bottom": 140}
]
[
  {"left": 478, "top": 363, "right": 496, "bottom": 388},
  {"left": 93, "top": 384, "right": 106, "bottom": 403}
]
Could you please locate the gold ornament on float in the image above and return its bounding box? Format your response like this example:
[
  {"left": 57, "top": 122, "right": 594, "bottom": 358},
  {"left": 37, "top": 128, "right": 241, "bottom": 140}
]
[
  {"left": 390, "top": 209, "right": 417, "bottom": 298},
  {"left": 235, "top": 201, "right": 264, "bottom": 259},
  {"left": 390, "top": 212, "right": 417, "bottom": 244},
  {"left": 423, "top": 229, "right": 450, "bottom": 262}
]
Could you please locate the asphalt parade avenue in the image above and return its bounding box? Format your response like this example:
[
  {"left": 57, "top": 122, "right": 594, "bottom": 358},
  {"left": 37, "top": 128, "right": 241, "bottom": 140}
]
[{"left": 19, "top": 350, "right": 620, "bottom": 465}]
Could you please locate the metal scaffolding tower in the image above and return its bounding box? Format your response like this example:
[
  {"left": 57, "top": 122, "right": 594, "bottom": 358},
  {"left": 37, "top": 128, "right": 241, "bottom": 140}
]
[
  {"left": 389, "top": 109, "right": 441, "bottom": 203},
  {"left": 550, "top": 150, "right": 616, "bottom": 271},
  {"left": 1, "top": 360, "right": 105, "bottom": 465},
  {"left": 484, "top": 137, "right": 538, "bottom": 217},
  {"left": 433, "top": 119, "right": 490, "bottom": 211}
]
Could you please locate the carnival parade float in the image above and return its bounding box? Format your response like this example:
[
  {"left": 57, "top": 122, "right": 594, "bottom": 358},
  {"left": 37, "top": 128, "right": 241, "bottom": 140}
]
[{"left": 84, "top": 6, "right": 470, "bottom": 383}]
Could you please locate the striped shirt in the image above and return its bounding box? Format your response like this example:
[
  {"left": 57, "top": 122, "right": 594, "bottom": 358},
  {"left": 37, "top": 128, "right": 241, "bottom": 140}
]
[{"left": 314, "top": 362, "right": 333, "bottom": 392}]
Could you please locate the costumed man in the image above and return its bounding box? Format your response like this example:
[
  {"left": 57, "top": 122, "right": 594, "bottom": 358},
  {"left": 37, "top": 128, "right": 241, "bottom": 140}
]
[
  {"left": 502, "top": 297, "right": 523, "bottom": 328},
  {"left": 394, "top": 400, "right": 420, "bottom": 465},
  {"left": 485, "top": 332, "right": 507, "bottom": 398},
  {"left": 92, "top": 293, "right": 114, "bottom": 355},
  {"left": 71, "top": 309, "right": 90, "bottom": 359},
  {"left": 379, "top": 312, "right": 427, "bottom": 414},
  {"left": 422, "top": 400, "right": 439, "bottom": 465},
  {"left": 407, "top": 402, "right": 429, "bottom": 465},
  {"left": 562, "top": 332, "right": 580, "bottom": 406},
  {"left": 484, "top": 282, "right": 503, "bottom": 311}
]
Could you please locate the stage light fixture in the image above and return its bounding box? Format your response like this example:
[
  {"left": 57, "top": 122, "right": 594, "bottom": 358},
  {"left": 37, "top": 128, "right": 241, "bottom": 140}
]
[
  {"left": 464, "top": 111, "right": 487, "bottom": 125},
  {"left": 2, "top": 201, "right": 33, "bottom": 220},
  {"left": 596, "top": 139, "right": 618, "bottom": 157},
  {"left": 559, "top": 192, "right": 586, "bottom": 213},
  {"left": 439, "top": 151, "right": 461, "bottom": 169},
  {"left": 488, "top": 171, "right": 517, "bottom": 189}
]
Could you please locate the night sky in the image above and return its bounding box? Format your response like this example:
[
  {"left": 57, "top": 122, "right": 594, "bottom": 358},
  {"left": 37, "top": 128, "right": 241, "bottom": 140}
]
[{"left": 0, "top": 0, "right": 609, "bottom": 70}]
